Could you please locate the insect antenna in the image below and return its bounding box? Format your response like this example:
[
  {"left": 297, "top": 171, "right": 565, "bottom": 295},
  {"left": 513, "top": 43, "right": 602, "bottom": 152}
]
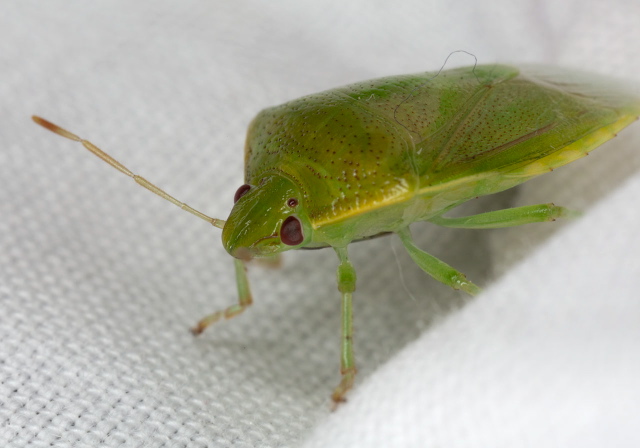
[{"left": 32, "top": 116, "right": 226, "bottom": 229}]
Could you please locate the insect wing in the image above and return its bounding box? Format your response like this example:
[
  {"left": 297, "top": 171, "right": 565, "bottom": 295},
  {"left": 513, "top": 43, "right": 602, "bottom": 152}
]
[{"left": 411, "top": 65, "right": 640, "bottom": 190}]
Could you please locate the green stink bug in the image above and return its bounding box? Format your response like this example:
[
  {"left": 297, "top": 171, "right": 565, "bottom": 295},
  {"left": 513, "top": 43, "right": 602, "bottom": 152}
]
[{"left": 33, "top": 64, "right": 640, "bottom": 404}]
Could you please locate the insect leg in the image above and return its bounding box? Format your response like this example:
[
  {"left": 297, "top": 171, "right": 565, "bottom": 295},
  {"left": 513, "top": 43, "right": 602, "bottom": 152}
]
[
  {"left": 397, "top": 227, "right": 480, "bottom": 296},
  {"left": 331, "top": 247, "right": 357, "bottom": 404},
  {"left": 428, "top": 203, "right": 580, "bottom": 229},
  {"left": 191, "top": 259, "right": 253, "bottom": 335}
]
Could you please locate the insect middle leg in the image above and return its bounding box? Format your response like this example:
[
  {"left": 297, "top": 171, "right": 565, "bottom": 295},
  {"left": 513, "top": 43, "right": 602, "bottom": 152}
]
[
  {"left": 191, "top": 258, "right": 253, "bottom": 335},
  {"left": 428, "top": 203, "right": 580, "bottom": 229},
  {"left": 331, "top": 247, "right": 357, "bottom": 404},
  {"left": 397, "top": 227, "right": 481, "bottom": 295}
]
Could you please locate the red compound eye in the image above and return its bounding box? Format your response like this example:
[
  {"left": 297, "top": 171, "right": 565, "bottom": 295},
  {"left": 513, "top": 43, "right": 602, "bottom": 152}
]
[
  {"left": 280, "top": 216, "right": 303, "bottom": 246},
  {"left": 234, "top": 184, "right": 251, "bottom": 203},
  {"left": 287, "top": 198, "right": 298, "bottom": 208}
]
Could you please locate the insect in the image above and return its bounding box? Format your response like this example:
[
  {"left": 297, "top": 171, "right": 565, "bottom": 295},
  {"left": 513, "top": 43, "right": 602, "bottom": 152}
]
[{"left": 33, "top": 64, "right": 640, "bottom": 404}]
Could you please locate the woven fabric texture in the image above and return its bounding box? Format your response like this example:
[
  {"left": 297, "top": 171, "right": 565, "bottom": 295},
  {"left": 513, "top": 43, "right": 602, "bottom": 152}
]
[{"left": 1, "top": 1, "right": 639, "bottom": 447}]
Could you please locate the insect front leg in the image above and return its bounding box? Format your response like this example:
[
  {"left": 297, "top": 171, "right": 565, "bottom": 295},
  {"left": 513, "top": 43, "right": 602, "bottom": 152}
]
[
  {"left": 331, "top": 246, "right": 357, "bottom": 404},
  {"left": 397, "top": 227, "right": 481, "bottom": 296},
  {"left": 428, "top": 203, "right": 580, "bottom": 229},
  {"left": 191, "top": 259, "right": 253, "bottom": 335}
]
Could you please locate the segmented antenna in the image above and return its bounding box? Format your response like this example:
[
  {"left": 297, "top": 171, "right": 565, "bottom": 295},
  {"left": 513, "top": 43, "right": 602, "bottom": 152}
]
[{"left": 32, "top": 116, "right": 226, "bottom": 229}]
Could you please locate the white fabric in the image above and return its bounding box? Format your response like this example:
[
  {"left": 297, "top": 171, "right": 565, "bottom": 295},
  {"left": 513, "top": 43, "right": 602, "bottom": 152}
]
[{"left": 1, "top": 1, "right": 639, "bottom": 447}]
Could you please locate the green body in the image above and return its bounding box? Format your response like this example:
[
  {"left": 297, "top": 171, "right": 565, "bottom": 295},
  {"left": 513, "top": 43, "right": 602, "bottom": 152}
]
[
  {"left": 33, "top": 64, "right": 640, "bottom": 405},
  {"left": 214, "top": 64, "right": 639, "bottom": 403},
  {"left": 227, "top": 65, "right": 639, "bottom": 253},
  {"left": 33, "top": 64, "right": 640, "bottom": 404}
]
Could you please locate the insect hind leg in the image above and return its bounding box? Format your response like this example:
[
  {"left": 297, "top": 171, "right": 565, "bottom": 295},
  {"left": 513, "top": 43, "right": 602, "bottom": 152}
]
[{"left": 427, "top": 203, "right": 580, "bottom": 229}]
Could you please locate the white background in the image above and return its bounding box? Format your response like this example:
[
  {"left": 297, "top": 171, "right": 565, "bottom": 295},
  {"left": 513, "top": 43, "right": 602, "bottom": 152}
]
[{"left": 1, "top": 1, "right": 639, "bottom": 447}]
